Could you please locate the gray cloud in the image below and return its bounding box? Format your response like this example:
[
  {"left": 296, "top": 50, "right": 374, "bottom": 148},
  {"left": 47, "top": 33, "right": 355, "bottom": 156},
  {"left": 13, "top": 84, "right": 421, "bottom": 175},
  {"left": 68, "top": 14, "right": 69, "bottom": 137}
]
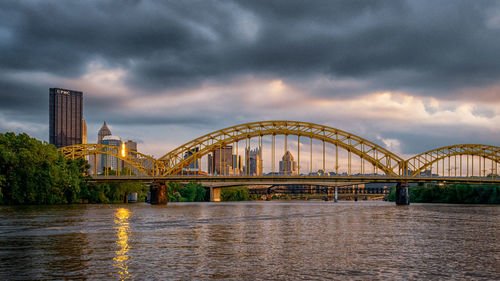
[
  {"left": 0, "top": 0, "right": 499, "bottom": 155},
  {"left": 1, "top": 0, "right": 499, "bottom": 94}
]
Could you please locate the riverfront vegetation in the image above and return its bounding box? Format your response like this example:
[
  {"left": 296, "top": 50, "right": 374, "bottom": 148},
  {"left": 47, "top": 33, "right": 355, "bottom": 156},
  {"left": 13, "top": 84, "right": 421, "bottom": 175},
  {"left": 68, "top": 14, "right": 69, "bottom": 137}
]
[
  {"left": 166, "top": 182, "right": 207, "bottom": 202},
  {"left": 164, "top": 183, "right": 251, "bottom": 202},
  {"left": 387, "top": 184, "right": 500, "bottom": 204},
  {"left": 221, "top": 186, "right": 250, "bottom": 201},
  {"left": 0, "top": 132, "right": 146, "bottom": 204},
  {"left": 0, "top": 132, "right": 90, "bottom": 204},
  {"left": 87, "top": 168, "right": 147, "bottom": 203},
  {"left": 83, "top": 181, "right": 147, "bottom": 203}
]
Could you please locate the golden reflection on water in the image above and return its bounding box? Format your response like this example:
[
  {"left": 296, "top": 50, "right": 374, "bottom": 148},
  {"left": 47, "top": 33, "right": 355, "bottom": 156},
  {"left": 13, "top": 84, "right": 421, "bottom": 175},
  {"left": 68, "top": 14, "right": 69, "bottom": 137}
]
[{"left": 113, "top": 208, "right": 131, "bottom": 280}]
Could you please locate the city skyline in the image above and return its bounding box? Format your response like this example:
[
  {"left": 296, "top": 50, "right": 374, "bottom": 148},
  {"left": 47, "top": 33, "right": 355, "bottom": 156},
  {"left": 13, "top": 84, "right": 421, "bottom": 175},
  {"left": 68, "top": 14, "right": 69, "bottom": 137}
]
[{"left": 0, "top": 1, "right": 499, "bottom": 161}]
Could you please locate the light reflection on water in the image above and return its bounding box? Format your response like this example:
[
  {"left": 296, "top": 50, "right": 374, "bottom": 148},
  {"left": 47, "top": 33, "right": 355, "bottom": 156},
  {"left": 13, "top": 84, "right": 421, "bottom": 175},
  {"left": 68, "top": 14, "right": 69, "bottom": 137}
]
[
  {"left": 0, "top": 202, "right": 498, "bottom": 280},
  {"left": 113, "top": 208, "right": 131, "bottom": 280}
]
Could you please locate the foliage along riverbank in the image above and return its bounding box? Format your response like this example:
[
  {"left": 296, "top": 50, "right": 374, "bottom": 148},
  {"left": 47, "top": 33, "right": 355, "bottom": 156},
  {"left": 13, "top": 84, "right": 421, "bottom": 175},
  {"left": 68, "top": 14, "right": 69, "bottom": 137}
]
[
  {"left": 85, "top": 168, "right": 148, "bottom": 203},
  {"left": 0, "top": 132, "right": 88, "bottom": 204},
  {"left": 164, "top": 183, "right": 251, "bottom": 202},
  {"left": 387, "top": 184, "right": 500, "bottom": 204},
  {"left": 166, "top": 182, "right": 207, "bottom": 202},
  {"left": 0, "top": 132, "right": 147, "bottom": 204}
]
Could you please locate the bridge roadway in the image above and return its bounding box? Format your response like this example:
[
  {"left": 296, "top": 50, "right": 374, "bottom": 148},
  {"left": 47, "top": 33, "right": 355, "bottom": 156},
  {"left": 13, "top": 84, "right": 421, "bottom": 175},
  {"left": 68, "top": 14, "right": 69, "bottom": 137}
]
[{"left": 90, "top": 175, "right": 500, "bottom": 187}]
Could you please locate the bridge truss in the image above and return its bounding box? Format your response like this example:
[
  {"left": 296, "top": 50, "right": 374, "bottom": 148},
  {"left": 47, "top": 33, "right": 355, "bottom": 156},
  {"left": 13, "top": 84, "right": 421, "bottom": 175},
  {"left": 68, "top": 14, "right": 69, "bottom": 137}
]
[
  {"left": 59, "top": 143, "right": 159, "bottom": 176},
  {"left": 158, "top": 121, "right": 404, "bottom": 176},
  {"left": 405, "top": 144, "right": 499, "bottom": 178},
  {"left": 58, "top": 121, "right": 500, "bottom": 183}
]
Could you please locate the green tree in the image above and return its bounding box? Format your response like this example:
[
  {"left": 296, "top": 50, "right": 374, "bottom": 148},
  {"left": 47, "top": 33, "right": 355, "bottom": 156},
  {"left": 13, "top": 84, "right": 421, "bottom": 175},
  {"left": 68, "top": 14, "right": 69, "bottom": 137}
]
[
  {"left": 179, "top": 182, "right": 206, "bottom": 202},
  {"left": 164, "top": 182, "right": 207, "bottom": 202},
  {"left": 0, "top": 132, "right": 89, "bottom": 204},
  {"left": 167, "top": 181, "right": 180, "bottom": 202},
  {"left": 387, "top": 184, "right": 500, "bottom": 204},
  {"left": 221, "top": 186, "right": 250, "bottom": 201}
]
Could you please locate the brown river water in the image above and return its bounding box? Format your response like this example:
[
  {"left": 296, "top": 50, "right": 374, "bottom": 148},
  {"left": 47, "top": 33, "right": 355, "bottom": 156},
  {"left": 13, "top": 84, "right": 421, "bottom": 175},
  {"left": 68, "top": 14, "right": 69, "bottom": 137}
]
[{"left": 0, "top": 201, "right": 498, "bottom": 280}]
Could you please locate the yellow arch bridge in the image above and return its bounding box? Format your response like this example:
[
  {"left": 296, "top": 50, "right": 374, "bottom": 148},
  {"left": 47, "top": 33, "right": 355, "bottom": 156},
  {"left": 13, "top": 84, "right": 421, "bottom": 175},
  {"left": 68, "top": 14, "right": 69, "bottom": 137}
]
[{"left": 58, "top": 121, "right": 500, "bottom": 204}]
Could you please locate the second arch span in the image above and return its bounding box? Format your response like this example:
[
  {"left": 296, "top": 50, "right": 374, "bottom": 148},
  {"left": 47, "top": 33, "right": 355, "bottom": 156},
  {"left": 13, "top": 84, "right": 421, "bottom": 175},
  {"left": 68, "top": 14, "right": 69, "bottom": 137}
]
[{"left": 158, "top": 121, "right": 405, "bottom": 176}]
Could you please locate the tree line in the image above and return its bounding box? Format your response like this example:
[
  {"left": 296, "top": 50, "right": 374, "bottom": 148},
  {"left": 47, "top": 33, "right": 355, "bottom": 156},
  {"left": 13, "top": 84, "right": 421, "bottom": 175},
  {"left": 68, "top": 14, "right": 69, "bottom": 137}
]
[
  {"left": 0, "top": 132, "right": 88, "bottom": 204},
  {"left": 163, "top": 182, "right": 251, "bottom": 202},
  {"left": 387, "top": 184, "right": 500, "bottom": 204},
  {"left": 0, "top": 132, "right": 147, "bottom": 204}
]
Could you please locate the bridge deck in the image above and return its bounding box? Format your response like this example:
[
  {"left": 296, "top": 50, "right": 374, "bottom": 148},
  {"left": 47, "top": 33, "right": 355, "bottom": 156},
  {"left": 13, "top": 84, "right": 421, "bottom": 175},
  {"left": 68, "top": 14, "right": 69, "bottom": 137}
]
[{"left": 89, "top": 175, "right": 500, "bottom": 186}]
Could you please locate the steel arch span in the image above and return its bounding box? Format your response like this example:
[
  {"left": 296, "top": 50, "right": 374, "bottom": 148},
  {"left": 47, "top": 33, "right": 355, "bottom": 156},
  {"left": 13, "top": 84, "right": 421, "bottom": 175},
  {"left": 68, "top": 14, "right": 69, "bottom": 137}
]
[
  {"left": 158, "top": 120, "right": 405, "bottom": 176},
  {"left": 404, "top": 144, "right": 500, "bottom": 177},
  {"left": 59, "top": 144, "right": 159, "bottom": 176}
]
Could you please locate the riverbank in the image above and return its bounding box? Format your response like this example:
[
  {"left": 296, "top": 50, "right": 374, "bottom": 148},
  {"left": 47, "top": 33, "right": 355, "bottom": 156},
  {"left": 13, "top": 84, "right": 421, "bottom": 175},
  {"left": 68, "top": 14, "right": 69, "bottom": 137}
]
[{"left": 386, "top": 184, "right": 500, "bottom": 204}]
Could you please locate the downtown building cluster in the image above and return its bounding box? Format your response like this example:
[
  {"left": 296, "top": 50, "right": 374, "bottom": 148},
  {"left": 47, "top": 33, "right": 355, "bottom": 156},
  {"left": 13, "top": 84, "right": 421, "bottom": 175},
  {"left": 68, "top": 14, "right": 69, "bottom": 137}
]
[
  {"left": 205, "top": 146, "right": 263, "bottom": 176},
  {"left": 50, "top": 87, "right": 301, "bottom": 176},
  {"left": 49, "top": 88, "right": 138, "bottom": 175},
  {"left": 202, "top": 146, "right": 298, "bottom": 176},
  {"left": 95, "top": 121, "right": 138, "bottom": 175}
]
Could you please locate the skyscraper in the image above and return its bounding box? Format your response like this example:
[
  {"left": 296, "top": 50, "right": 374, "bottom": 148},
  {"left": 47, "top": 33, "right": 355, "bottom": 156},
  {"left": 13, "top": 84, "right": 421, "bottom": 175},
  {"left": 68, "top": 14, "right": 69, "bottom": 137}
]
[
  {"left": 94, "top": 121, "right": 113, "bottom": 174},
  {"left": 279, "top": 151, "right": 298, "bottom": 175},
  {"left": 82, "top": 119, "right": 87, "bottom": 144},
  {"left": 209, "top": 146, "right": 233, "bottom": 175},
  {"left": 245, "top": 147, "right": 262, "bottom": 175},
  {"left": 233, "top": 154, "right": 242, "bottom": 175},
  {"left": 183, "top": 147, "right": 200, "bottom": 171},
  {"left": 49, "top": 88, "right": 86, "bottom": 148},
  {"left": 122, "top": 140, "right": 138, "bottom": 173},
  {"left": 101, "top": 135, "right": 122, "bottom": 172},
  {"left": 98, "top": 121, "right": 112, "bottom": 143}
]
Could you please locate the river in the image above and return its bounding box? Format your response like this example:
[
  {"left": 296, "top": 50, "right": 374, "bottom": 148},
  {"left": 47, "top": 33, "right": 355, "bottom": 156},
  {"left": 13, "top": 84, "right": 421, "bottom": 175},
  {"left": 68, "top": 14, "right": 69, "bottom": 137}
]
[{"left": 0, "top": 201, "right": 498, "bottom": 280}]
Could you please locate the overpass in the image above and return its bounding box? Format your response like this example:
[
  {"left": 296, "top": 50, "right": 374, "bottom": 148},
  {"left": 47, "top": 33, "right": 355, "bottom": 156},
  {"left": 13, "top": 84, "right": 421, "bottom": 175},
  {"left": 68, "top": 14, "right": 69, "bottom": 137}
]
[{"left": 59, "top": 121, "right": 500, "bottom": 204}]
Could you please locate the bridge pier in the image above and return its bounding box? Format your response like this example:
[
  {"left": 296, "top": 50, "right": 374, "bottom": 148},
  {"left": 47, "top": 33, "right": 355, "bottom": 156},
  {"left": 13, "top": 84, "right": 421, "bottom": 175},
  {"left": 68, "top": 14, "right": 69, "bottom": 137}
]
[
  {"left": 210, "top": 187, "right": 221, "bottom": 202},
  {"left": 334, "top": 186, "right": 338, "bottom": 202},
  {"left": 150, "top": 182, "right": 168, "bottom": 205},
  {"left": 396, "top": 183, "right": 410, "bottom": 205}
]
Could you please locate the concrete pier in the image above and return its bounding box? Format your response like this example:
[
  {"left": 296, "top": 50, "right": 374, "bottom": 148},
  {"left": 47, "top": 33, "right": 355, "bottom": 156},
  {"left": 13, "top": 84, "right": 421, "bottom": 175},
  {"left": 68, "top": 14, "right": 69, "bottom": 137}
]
[
  {"left": 150, "top": 182, "right": 168, "bottom": 204},
  {"left": 210, "top": 187, "right": 221, "bottom": 202},
  {"left": 396, "top": 183, "right": 410, "bottom": 205}
]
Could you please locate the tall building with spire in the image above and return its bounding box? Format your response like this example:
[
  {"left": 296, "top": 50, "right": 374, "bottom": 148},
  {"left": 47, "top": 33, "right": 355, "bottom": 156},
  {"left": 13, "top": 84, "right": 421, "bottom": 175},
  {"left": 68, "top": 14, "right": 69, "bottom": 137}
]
[
  {"left": 279, "top": 151, "right": 298, "bottom": 175},
  {"left": 94, "top": 121, "right": 113, "bottom": 174},
  {"left": 98, "top": 121, "right": 112, "bottom": 143}
]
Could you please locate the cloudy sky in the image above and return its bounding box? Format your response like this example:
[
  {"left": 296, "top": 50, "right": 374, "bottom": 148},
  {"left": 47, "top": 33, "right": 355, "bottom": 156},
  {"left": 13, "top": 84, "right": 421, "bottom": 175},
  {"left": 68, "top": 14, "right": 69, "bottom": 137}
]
[{"left": 1, "top": 0, "right": 499, "bottom": 162}]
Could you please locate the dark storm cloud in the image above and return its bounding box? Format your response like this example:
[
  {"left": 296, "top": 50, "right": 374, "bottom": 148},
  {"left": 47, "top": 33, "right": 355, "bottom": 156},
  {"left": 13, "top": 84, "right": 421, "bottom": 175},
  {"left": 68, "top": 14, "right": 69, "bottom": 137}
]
[
  {"left": 102, "top": 113, "right": 220, "bottom": 127},
  {"left": 1, "top": 0, "right": 500, "bottom": 96},
  {"left": 0, "top": 0, "right": 499, "bottom": 152},
  {"left": 118, "top": 0, "right": 500, "bottom": 94},
  {"left": 0, "top": 74, "right": 49, "bottom": 114}
]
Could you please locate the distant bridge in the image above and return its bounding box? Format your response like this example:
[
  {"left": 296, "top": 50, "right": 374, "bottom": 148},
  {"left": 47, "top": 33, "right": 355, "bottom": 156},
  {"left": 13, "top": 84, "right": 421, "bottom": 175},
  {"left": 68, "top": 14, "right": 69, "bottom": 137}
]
[{"left": 59, "top": 121, "right": 500, "bottom": 204}]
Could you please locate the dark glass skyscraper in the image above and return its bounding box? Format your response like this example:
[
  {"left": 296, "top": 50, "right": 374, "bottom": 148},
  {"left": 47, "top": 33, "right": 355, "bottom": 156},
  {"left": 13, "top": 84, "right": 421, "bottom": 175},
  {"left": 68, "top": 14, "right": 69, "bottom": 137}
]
[{"left": 49, "top": 88, "right": 84, "bottom": 148}]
